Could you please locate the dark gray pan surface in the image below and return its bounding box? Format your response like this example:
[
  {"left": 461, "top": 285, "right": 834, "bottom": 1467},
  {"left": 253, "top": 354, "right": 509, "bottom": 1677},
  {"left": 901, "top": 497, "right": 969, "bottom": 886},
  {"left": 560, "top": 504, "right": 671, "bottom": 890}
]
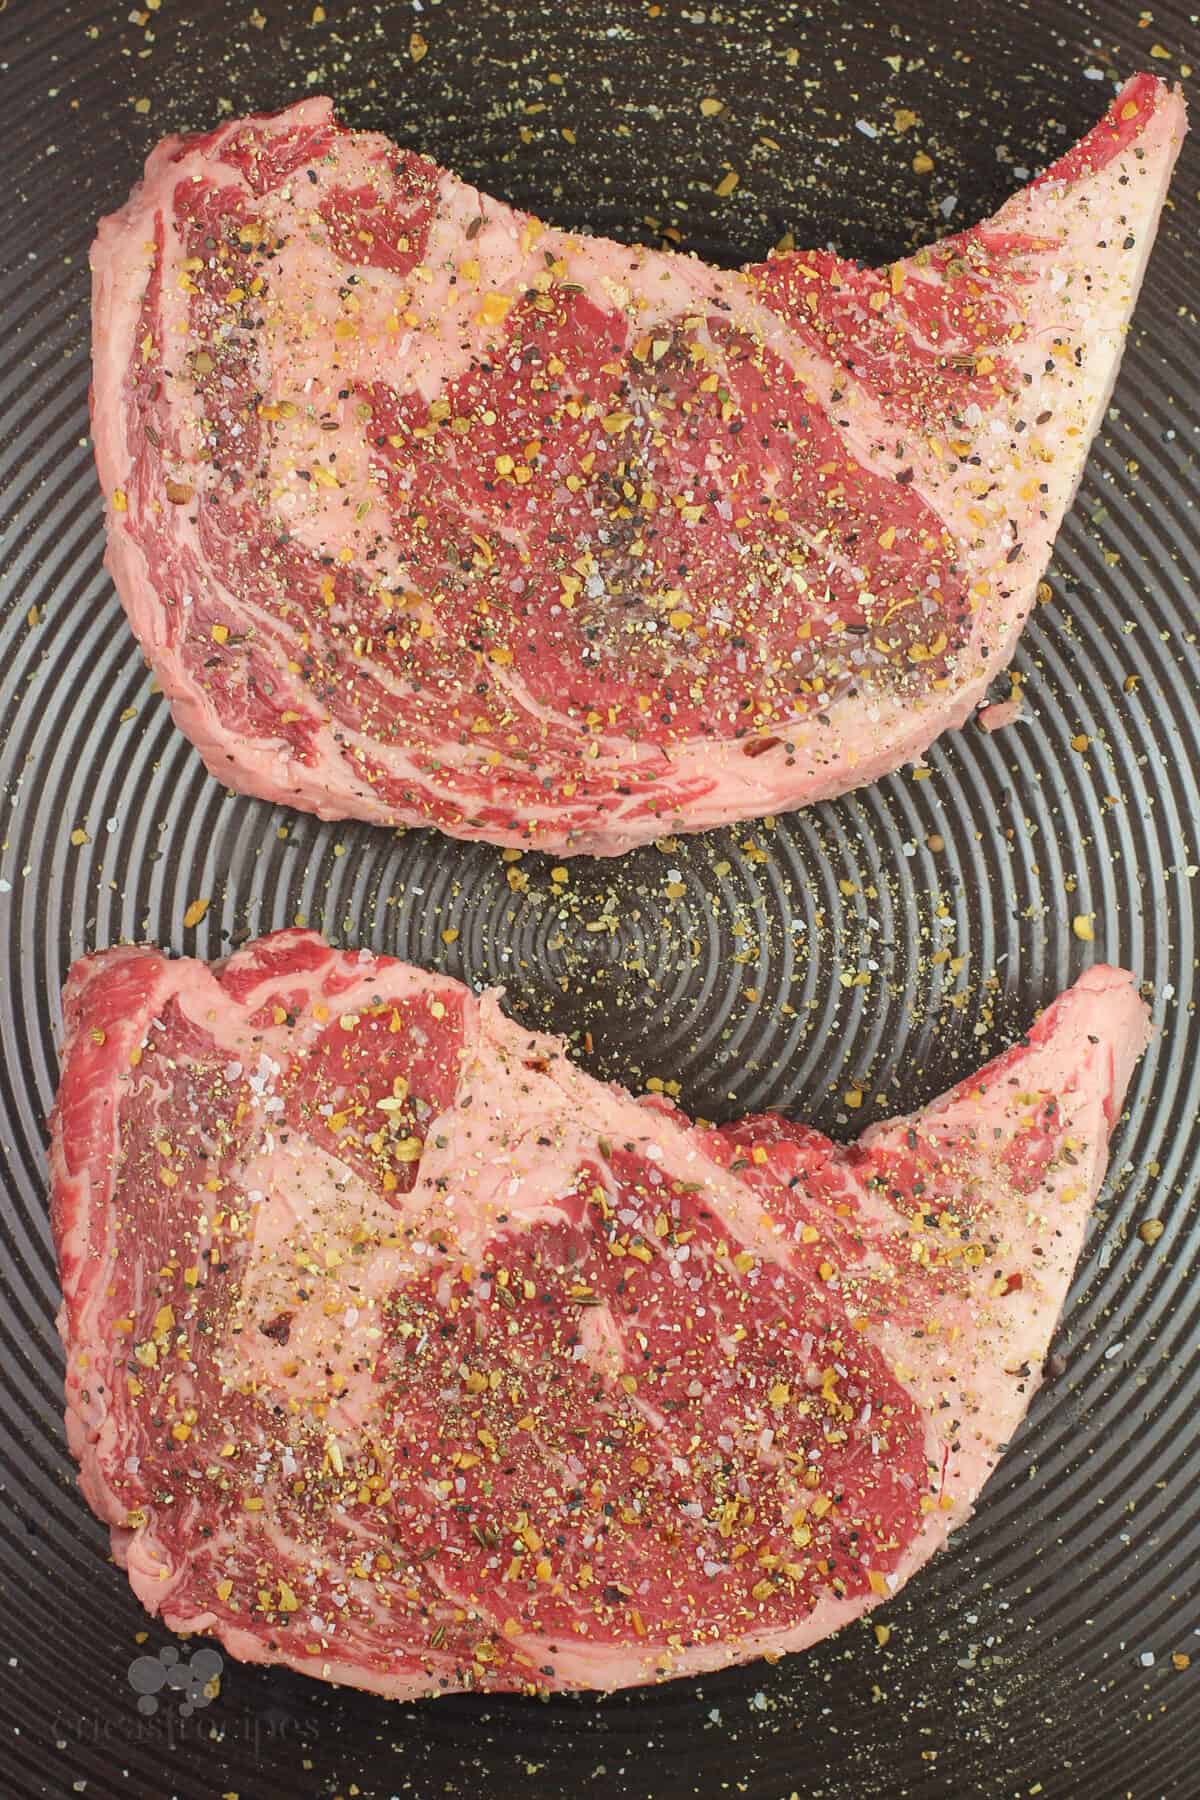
[{"left": 0, "top": 2, "right": 1197, "bottom": 1795}]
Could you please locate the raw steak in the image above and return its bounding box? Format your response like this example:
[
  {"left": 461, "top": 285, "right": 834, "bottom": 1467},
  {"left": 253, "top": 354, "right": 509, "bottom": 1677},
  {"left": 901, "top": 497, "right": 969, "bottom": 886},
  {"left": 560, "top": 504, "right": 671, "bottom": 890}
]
[
  {"left": 51, "top": 931, "right": 1148, "bottom": 1698},
  {"left": 89, "top": 77, "right": 1184, "bottom": 856}
]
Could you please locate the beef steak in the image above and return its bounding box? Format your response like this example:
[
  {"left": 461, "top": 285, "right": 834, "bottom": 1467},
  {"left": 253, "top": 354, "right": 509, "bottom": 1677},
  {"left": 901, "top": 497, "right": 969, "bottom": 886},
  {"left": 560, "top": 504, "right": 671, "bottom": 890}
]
[
  {"left": 89, "top": 78, "right": 1184, "bottom": 855},
  {"left": 51, "top": 931, "right": 1148, "bottom": 1697}
]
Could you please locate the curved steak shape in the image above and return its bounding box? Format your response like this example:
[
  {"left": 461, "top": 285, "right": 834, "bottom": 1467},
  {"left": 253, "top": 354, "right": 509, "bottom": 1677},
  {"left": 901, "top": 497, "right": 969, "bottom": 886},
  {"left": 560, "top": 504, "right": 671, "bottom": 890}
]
[
  {"left": 51, "top": 932, "right": 1148, "bottom": 1698},
  {"left": 89, "top": 77, "right": 1184, "bottom": 855}
]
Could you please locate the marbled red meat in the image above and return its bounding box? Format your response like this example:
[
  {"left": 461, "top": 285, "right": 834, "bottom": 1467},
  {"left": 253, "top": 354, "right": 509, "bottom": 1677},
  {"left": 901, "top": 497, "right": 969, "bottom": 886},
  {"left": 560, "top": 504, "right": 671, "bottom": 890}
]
[
  {"left": 88, "top": 77, "right": 1184, "bottom": 854},
  {"left": 50, "top": 931, "right": 1148, "bottom": 1698}
]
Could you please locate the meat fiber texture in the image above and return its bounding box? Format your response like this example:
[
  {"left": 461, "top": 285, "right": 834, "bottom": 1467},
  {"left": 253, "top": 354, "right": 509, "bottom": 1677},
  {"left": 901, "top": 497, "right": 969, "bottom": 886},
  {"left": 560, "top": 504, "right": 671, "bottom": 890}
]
[
  {"left": 50, "top": 931, "right": 1149, "bottom": 1700},
  {"left": 88, "top": 77, "right": 1184, "bottom": 856}
]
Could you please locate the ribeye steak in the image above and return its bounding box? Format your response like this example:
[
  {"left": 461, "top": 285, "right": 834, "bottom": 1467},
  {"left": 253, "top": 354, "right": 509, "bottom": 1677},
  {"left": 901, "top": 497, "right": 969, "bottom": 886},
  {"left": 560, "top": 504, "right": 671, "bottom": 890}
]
[
  {"left": 89, "top": 77, "right": 1184, "bottom": 855},
  {"left": 51, "top": 931, "right": 1148, "bottom": 1698}
]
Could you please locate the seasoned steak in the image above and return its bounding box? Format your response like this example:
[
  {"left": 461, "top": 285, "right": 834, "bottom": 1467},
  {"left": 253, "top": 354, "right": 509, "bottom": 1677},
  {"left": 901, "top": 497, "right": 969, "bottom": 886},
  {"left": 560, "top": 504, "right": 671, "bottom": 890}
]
[
  {"left": 88, "top": 77, "right": 1184, "bottom": 853},
  {"left": 51, "top": 931, "right": 1148, "bottom": 1697}
]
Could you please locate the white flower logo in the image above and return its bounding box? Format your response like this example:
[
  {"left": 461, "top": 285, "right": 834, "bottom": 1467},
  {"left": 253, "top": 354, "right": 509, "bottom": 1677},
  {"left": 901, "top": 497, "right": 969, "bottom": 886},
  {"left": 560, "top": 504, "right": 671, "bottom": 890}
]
[{"left": 126, "top": 1644, "right": 223, "bottom": 1716}]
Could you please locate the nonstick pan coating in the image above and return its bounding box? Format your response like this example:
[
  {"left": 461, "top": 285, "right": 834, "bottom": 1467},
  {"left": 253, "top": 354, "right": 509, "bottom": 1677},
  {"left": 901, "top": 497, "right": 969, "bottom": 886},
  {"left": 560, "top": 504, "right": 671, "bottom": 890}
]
[{"left": 1, "top": 2, "right": 1197, "bottom": 1796}]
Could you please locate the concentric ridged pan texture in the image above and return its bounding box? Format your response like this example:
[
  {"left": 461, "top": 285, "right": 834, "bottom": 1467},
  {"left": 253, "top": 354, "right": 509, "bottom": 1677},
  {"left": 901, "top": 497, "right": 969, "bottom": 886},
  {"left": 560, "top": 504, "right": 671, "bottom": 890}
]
[{"left": 0, "top": 1, "right": 1197, "bottom": 1796}]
